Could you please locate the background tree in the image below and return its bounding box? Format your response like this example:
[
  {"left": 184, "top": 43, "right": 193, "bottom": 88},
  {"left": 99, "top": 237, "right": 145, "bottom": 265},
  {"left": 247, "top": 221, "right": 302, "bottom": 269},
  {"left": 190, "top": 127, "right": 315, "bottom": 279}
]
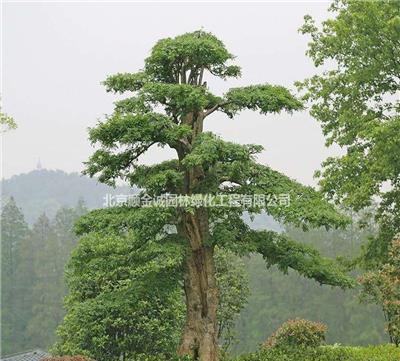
[
  {"left": 299, "top": 0, "right": 400, "bottom": 345},
  {"left": 298, "top": 0, "right": 400, "bottom": 268},
  {"left": 215, "top": 248, "right": 249, "bottom": 353},
  {"left": 54, "top": 201, "right": 87, "bottom": 267},
  {"left": 1, "top": 198, "right": 31, "bottom": 354},
  {"left": 1, "top": 200, "right": 86, "bottom": 356},
  {"left": 0, "top": 102, "right": 17, "bottom": 132},
  {"left": 26, "top": 204, "right": 88, "bottom": 349},
  {"left": 27, "top": 213, "right": 61, "bottom": 348},
  {"left": 359, "top": 237, "right": 400, "bottom": 346},
  {"left": 82, "top": 30, "right": 353, "bottom": 361}
]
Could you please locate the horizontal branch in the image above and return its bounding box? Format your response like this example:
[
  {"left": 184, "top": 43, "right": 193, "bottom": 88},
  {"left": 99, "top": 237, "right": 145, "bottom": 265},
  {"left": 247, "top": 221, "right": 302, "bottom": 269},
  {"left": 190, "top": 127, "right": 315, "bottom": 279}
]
[{"left": 247, "top": 229, "right": 355, "bottom": 289}]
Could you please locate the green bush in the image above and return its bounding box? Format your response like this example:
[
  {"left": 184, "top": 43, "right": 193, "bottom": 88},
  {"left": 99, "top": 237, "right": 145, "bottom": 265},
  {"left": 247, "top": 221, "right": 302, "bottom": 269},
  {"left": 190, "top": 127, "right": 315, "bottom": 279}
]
[
  {"left": 231, "top": 345, "right": 400, "bottom": 361},
  {"left": 263, "top": 318, "right": 327, "bottom": 348}
]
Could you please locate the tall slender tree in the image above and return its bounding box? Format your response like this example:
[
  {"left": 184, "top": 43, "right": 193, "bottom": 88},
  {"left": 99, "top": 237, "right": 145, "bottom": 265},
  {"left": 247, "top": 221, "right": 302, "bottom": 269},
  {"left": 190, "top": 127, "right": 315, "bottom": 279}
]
[
  {"left": 27, "top": 213, "right": 60, "bottom": 348},
  {"left": 25, "top": 202, "right": 87, "bottom": 350},
  {"left": 82, "top": 30, "right": 353, "bottom": 360},
  {"left": 1, "top": 198, "right": 31, "bottom": 355}
]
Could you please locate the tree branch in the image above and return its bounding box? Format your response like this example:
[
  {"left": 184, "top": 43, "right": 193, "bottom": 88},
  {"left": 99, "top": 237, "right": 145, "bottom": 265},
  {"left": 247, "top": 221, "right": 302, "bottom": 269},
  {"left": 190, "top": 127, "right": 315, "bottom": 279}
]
[{"left": 203, "top": 101, "right": 230, "bottom": 118}]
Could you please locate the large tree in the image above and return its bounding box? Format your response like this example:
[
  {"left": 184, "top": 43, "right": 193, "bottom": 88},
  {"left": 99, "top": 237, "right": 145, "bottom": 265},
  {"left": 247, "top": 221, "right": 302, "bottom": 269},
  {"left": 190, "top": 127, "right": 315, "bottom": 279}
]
[
  {"left": 298, "top": 0, "right": 400, "bottom": 268},
  {"left": 83, "top": 30, "right": 353, "bottom": 360}
]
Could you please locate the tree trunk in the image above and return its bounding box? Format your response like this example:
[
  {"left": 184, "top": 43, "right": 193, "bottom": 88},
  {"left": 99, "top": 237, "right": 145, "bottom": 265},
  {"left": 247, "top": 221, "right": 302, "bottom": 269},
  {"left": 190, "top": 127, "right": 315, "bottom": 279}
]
[{"left": 177, "top": 210, "right": 219, "bottom": 361}]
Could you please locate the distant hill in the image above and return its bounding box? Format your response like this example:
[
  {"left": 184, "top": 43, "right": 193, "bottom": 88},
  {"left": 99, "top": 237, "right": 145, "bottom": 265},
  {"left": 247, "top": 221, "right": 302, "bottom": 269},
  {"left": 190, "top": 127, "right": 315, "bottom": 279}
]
[
  {"left": 1, "top": 169, "right": 135, "bottom": 223},
  {"left": 1, "top": 169, "right": 281, "bottom": 231}
]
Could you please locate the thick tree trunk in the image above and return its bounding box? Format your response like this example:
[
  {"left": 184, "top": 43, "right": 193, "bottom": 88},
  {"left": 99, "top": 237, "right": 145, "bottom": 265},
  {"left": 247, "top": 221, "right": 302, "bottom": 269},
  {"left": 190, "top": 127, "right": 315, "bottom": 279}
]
[
  {"left": 177, "top": 210, "right": 219, "bottom": 361},
  {"left": 176, "top": 109, "right": 219, "bottom": 360}
]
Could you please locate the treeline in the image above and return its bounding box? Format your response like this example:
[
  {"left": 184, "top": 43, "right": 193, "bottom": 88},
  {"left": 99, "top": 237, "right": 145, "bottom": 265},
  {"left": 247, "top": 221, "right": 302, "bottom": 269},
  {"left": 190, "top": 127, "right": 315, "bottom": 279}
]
[
  {"left": 1, "top": 197, "right": 86, "bottom": 356},
  {"left": 1, "top": 195, "right": 387, "bottom": 357}
]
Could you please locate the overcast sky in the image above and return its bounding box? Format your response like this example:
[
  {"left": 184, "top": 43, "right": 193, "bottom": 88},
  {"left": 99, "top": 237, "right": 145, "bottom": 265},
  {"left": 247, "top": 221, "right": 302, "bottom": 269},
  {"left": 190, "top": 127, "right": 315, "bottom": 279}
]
[{"left": 2, "top": 1, "right": 339, "bottom": 186}]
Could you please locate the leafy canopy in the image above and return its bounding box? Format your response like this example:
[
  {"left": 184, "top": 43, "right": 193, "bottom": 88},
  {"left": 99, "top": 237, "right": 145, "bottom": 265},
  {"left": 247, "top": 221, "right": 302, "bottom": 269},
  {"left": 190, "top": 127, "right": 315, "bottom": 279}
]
[
  {"left": 83, "top": 30, "right": 353, "bottom": 307},
  {"left": 299, "top": 0, "right": 400, "bottom": 266}
]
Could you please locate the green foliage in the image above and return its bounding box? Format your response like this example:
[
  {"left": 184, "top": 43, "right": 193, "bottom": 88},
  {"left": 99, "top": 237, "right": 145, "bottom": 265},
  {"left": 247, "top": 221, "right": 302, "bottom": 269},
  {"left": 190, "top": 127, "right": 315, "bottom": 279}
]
[
  {"left": 58, "top": 208, "right": 251, "bottom": 360},
  {"left": 85, "top": 31, "right": 306, "bottom": 192},
  {"left": 143, "top": 30, "right": 240, "bottom": 83},
  {"left": 0, "top": 198, "right": 87, "bottom": 356},
  {"left": 231, "top": 345, "right": 400, "bottom": 361},
  {"left": 222, "top": 85, "right": 303, "bottom": 117},
  {"left": 74, "top": 206, "right": 178, "bottom": 242},
  {"left": 43, "top": 357, "right": 95, "bottom": 361},
  {"left": 53, "top": 230, "right": 185, "bottom": 361},
  {"left": 233, "top": 220, "right": 386, "bottom": 354},
  {"left": 247, "top": 230, "right": 354, "bottom": 288},
  {"left": 103, "top": 72, "right": 148, "bottom": 93},
  {"left": 0, "top": 111, "right": 17, "bottom": 132},
  {"left": 1, "top": 101, "right": 17, "bottom": 131},
  {"left": 82, "top": 30, "right": 354, "bottom": 298},
  {"left": 263, "top": 319, "right": 327, "bottom": 349},
  {"left": 1, "top": 198, "right": 31, "bottom": 355},
  {"left": 128, "top": 160, "right": 183, "bottom": 195},
  {"left": 298, "top": 0, "right": 400, "bottom": 265},
  {"left": 27, "top": 213, "right": 63, "bottom": 348},
  {"left": 215, "top": 248, "right": 250, "bottom": 352},
  {"left": 82, "top": 29, "right": 356, "bottom": 359},
  {"left": 359, "top": 238, "right": 400, "bottom": 346},
  {"left": 53, "top": 288, "right": 184, "bottom": 361},
  {"left": 181, "top": 132, "right": 263, "bottom": 170},
  {"left": 300, "top": 2, "right": 400, "bottom": 346}
]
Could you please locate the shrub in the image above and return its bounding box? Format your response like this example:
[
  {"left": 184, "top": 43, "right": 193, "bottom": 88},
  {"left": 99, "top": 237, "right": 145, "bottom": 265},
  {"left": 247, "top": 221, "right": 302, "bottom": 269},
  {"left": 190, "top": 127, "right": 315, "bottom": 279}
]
[
  {"left": 232, "top": 344, "right": 400, "bottom": 361},
  {"left": 359, "top": 238, "right": 400, "bottom": 346},
  {"left": 263, "top": 318, "right": 327, "bottom": 348}
]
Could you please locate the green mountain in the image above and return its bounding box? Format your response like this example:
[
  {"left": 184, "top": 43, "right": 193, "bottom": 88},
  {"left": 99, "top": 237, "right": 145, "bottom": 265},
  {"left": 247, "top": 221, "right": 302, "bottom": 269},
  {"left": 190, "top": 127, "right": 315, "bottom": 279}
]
[{"left": 1, "top": 169, "right": 135, "bottom": 224}]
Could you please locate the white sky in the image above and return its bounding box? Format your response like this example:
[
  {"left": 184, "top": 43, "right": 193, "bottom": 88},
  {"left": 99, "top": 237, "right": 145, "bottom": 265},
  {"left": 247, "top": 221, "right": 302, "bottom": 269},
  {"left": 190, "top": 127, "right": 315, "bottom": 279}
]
[{"left": 2, "top": 0, "right": 340, "bottom": 186}]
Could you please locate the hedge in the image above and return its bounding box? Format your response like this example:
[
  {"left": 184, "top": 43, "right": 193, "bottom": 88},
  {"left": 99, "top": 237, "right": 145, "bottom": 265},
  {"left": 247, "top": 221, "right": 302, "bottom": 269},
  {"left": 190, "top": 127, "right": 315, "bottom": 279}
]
[{"left": 231, "top": 345, "right": 400, "bottom": 361}]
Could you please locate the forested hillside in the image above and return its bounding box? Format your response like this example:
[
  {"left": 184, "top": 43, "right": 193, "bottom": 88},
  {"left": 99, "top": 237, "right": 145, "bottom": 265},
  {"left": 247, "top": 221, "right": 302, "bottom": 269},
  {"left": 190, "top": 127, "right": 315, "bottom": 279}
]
[
  {"left": 1, "top": 170, "right": 386, "bottom": 356},
  {"left": 1, "top": 197, "right": 86, "bottom": 355},
  {"left": 1, "top": 169, "right": 135, "bottom": 223}
]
